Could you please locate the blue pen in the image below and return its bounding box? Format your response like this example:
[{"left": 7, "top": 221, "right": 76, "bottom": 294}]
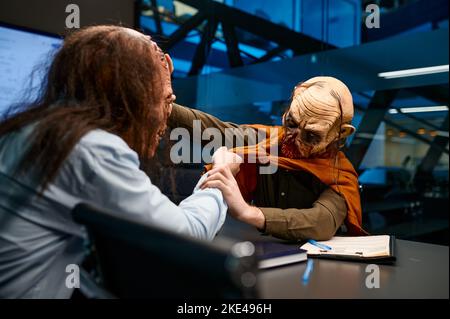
[
  {"left": 302, "top": 259, "right": 314, "bottom": 285},
  {"left": 308, "top": 239, "right": 332, "bottom": 251}
]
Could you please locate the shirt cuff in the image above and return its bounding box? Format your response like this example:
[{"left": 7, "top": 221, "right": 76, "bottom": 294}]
[{"left": 259, "top": 207, "right": 288, "bottom": 237}]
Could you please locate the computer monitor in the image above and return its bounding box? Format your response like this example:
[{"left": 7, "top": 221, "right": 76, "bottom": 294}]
[{"left": 0, "top": 23, "right": 62, "bottom": 116}]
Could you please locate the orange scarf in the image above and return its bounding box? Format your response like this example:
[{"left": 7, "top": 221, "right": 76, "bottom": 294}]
[{"left": 206, "top": 124, "right": 367, "bottom": 236}]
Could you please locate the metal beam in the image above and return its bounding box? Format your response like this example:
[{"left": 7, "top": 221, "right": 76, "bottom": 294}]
[
  {"left": 416, "top": 113, "right": 450, "bottom": 173},
  {"left": 395, "top": 108, "right": 444, "bottom": 132},
  {"left": 354, "top": 104, "right": 449, "bottom": 153},
  {"left": 162, "top": 11, "right": 208, "bottom": 51},
  {"left": 222, "top": 21, "right": 243, "bottom": 68},
  {"left": 134, "top": 0, "right": 143, "bottom": 29},
  {"left": 188, "top": 18, "right": 219, "bottom": 76},
  {"left": 347, "top": 90, "right": 399, "bottom": 169},
  {"left": 409, "top": 85, "right": 449, "bottom": 105},
  {"left": 149, "top": 0, "right": 163, "bottom": 35},
  {"left": 252, "top": 46, "right": 288, "bottom": 64},
  {"left": 352, "top": 104, "right": 449, "bottom": 157},
  {"left": 412, "top": 112, "right": 449, "bottom": 191},
  {"left": 173, "top": 29, "right": 449, "bottom": 108},
  {"left": 383, "top": 118, "right": 449, "bottom": 155},
  {"left": 177, "top": 0, "right": 335, "bottom": 55}
]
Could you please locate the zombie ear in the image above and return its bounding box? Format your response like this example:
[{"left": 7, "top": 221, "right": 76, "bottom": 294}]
[
  {"left": 281, "top": 111, "right": 287, "bottom": 126},
  {"left": 165, "top": 54, "right": 174, "bottom": 74},
  {"left": 340, "top": 123, "right": 355, "bottom": 137}
]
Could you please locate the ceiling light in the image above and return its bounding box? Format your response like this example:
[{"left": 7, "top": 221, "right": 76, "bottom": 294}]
[
  {"left": 378, "top": 64, "right": 449, "bottom": 79},
  {"left": 388, "top": 105, "right": 449, "bottom": 114}
]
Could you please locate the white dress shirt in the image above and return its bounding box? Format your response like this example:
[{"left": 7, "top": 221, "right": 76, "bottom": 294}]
[{"left": 0, "top": 125, "right": 227, "bottom": 298}]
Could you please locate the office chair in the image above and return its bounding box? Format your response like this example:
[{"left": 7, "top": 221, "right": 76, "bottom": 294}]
[{"left": 72, "top": 203, "right": 259, "bottom": 298}]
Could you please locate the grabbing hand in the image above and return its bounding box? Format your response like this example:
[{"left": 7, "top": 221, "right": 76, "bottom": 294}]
[
  {"left": 200, "top": 165, "right": 265, "bottom": 229},
  {"left": 211, "top": 146, "right": 243, "bottom": 176}
]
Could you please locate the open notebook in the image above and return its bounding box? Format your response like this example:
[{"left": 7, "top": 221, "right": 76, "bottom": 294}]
[{"left": 300, "top": 235, "right": 396, "bottom": 263}]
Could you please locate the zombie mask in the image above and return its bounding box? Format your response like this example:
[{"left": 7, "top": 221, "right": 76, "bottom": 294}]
[{"left": 281, "top": 76, "right": 356, "bottom": 159}]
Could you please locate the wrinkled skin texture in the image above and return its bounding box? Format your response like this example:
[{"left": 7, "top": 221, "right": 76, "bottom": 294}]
[
  {"left": 134, "top": 32, "right": 176, "bottom": 156},
  {"left": 280, "top": 76, "right": 356, "bottom": 159},
  {"left": 122, "top": 28, "right": 177, "bottom": 157}
]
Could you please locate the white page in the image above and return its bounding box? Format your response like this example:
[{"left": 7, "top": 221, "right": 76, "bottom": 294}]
[{"left": 301, "top": 235, "right": 391, "bottom": 258}]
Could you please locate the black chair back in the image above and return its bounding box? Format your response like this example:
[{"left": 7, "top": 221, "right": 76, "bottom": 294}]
[{"left": 72, "top": 203, "right": 259, "bottom": 298}]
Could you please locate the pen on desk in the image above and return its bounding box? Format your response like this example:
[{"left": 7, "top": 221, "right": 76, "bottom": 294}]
[
  {"left": 302, "top": 259, "right": 314, "bottom": 285},
  {"left": 308, "top": 239, "right": 332, "bottom": 251}
]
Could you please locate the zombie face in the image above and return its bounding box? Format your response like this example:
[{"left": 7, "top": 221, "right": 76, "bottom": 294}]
[{"left": 281, "top": 76, "right": 356, "bottom": 159}]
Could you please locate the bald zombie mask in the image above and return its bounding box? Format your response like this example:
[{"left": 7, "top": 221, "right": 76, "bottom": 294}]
[
  {"left": 281, "top": 76, "right": 356, "bottom": 159},
  {"left": 167, "top": 75, "right": 366, "bottom": 239}
]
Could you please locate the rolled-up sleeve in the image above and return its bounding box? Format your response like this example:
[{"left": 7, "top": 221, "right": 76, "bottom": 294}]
[
  {"left": 260, "top": 188, "right": 347, "bottom": 241},
  {"left": 168, "top": 103, "right": 240, "bottom": 132},
  {"left": 74, "top": 135, "right": 227, "bottom": 241},
  {"left": 168, "top": 103, "right": 252, "bottom": 146}
]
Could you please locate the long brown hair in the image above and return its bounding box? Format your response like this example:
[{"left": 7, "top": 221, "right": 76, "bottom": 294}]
[{"left": 0, "top": 25, "right": 168, "bottom": 191}]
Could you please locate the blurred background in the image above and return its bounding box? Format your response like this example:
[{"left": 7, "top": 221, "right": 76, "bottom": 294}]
[{"left": 0, "top": 0, "right": 448, "bottom": 245}]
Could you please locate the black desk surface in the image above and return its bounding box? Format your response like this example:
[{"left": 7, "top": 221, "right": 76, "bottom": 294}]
[
  {"left": 258, "top": 239, "right": 448, "bottom": 299},
  {"left": 218, "top": 220, "right": 449, "bottom": 299}
]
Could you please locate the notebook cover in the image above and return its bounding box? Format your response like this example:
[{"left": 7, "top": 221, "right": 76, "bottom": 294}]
[{"left": 255, "top": 241, "right": 307, "bottom": 260}]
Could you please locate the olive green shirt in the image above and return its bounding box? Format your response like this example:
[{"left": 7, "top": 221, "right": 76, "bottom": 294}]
[{"left": 168, "top": 103, "right": 347, "bottom": 241}]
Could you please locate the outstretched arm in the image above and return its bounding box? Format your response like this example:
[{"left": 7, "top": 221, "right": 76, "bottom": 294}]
[
  {"left": 168, "top": 103, "right": 253, "bottom": 146},
  {"left": 201, "top": 167, "right": 347, "bottom": 241}
]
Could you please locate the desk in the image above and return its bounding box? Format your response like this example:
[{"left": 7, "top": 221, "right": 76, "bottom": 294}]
[
  {"left": 217, "top": 221, "right": 449, "bottom": 299},
  {"left": 257, "top": 239, "right": 448, "bottom": 299}
]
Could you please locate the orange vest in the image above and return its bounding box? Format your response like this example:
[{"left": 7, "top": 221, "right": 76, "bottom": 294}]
[{"left": 208, "top": 124, "right": 367, "bottom": 236}]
